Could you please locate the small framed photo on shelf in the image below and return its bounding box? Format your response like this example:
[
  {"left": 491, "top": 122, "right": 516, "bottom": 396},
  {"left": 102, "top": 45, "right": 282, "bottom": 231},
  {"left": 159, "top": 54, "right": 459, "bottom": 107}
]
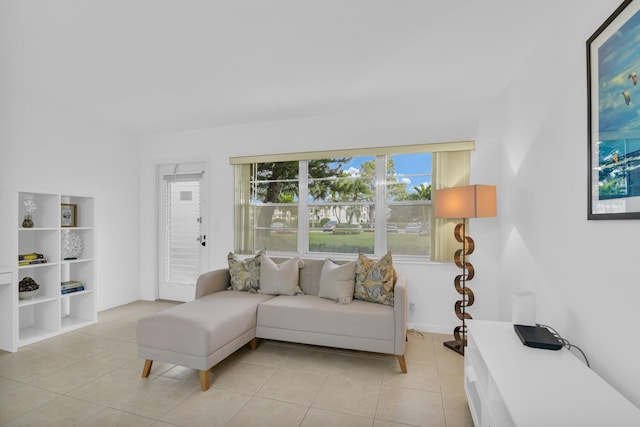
[{"left": 61, "top": 203, "right": 77, "bottom": 227}]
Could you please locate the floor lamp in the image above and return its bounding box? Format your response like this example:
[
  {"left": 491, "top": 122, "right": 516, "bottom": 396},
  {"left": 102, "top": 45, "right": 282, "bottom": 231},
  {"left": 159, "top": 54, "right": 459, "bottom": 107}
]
[{"left": 434, "top": 185, "right": 496, "bottom": 355}]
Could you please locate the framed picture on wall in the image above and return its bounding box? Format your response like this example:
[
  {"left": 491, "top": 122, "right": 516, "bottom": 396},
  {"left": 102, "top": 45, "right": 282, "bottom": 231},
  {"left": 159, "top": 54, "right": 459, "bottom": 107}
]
[
  {"left": 587, "top": 0, "right": 640, "bottom": 219},
  {"left": 61, "top": 203, "right": 77, "bottom": 227}
]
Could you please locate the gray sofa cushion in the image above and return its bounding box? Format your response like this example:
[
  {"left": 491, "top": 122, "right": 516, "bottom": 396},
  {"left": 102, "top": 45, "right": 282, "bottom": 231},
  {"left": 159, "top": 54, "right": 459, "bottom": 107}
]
[
  {"left": 269, "top": 257, "right": 349, "bottom": 296},
  {"left": 298, "top": 258, "right": 325, "bottom": 295},
  {"left": 257, "top": 294, "right": 395, "bottom": 341}
]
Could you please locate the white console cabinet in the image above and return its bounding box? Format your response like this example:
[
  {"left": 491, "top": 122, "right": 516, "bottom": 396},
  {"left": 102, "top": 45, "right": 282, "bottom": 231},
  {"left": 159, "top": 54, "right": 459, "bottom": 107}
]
[
  {"left": 465, "top": 320, "right": 639, "bottom": 427},
  {"left": 0, "top": 191, "right": 96, "bottom": 352}
]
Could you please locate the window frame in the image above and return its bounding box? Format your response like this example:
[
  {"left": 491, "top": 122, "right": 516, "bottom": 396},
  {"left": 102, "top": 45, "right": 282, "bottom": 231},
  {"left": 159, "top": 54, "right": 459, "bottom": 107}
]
[{"left": 231, "top": 142, "right": 474, "bottom": 262}]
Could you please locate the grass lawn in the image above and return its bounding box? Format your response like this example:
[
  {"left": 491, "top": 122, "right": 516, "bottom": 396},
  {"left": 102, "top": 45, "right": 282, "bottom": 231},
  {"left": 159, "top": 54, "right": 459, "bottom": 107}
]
[{"left": 257, "top": 231, "right": 429, "bottom": 256}]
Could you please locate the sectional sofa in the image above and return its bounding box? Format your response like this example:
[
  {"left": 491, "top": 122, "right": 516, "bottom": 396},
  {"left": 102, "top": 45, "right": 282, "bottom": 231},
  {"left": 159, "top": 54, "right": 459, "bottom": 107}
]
[{"left": 136, "top": 254, "right": 408, "bottom": 391}]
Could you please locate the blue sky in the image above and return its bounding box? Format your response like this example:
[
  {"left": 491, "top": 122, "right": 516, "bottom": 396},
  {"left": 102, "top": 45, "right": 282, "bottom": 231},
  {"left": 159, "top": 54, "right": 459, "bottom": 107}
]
[{"left": 341, "top": 153, "right": 432, "bottom": 192}]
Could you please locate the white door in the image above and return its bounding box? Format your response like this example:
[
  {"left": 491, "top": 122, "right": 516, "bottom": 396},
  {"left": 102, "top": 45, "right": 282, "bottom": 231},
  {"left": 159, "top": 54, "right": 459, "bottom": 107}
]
[{"left": 158, "top": 162, "right": 208, "bottom": 301}]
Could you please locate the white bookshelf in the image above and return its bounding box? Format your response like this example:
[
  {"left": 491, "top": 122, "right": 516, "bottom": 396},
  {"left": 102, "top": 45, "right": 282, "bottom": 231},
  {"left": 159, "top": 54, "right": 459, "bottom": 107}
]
[
  {"left": 465, "top": 320, "right": 640, "bottom": 426},
  {"left": 0, "top": 191, "right": 96, "bottom": 352}
]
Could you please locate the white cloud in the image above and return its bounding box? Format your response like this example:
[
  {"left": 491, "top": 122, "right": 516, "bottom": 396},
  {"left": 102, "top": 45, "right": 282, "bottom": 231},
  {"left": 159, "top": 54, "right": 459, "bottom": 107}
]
[{"left": 346, "top": 167, "right": 360, "bottom": 176}]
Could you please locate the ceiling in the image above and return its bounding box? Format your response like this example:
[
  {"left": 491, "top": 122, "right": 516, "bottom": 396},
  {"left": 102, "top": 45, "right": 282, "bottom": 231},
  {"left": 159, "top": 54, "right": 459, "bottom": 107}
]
[{"left": 1, "top": 0, "right": 545, "bottom": 135}]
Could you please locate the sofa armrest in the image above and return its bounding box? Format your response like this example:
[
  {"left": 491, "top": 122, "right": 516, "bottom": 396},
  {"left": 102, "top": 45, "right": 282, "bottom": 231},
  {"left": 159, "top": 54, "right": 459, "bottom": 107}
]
[
  {"left": 393, "top": 275, "right": 408, "bottom": 356},
  {"left": 194, "top": 269, "right": 230, "bottom": 299}
]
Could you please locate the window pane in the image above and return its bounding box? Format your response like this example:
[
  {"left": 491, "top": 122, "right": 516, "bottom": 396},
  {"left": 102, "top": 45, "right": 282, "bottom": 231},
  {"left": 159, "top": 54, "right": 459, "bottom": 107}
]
[
  {"left": 309, "top": 203, "right": 373, "bottom": 254},
  {"left": 386, "top": 204, "right": 431, "bottom": 256},
  {"left": 308, "top": 156, "right": 375, "bottom": 254},
  {"left": 387, "top": 153, "right": 432, "bottom": 202},
  {"left": 251, "top": 161, "right": 299, "bottom": 204},
  {"left": 309, "top": 156, "right": 375, "bottom": 203},
  {"left": 252, "top": 205, "right": 298, "bottom": 252},
  {"left": 251, "top": 182, "right": 299, "bottom": 203},
  {"left": 249, "top": 161, "right": 299, "bottom": 253}
]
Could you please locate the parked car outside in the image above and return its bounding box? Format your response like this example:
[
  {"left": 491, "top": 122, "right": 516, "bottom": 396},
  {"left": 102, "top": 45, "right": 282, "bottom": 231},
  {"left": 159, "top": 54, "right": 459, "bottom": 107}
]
[
  {"left": 387, "top": 223, "right": 398, "bottom": 233},
  {"left": 322, "top": 221, "right": 337, "bottom": 232},
  {"left": 406, "top": 222, "right": 422, "bottom": 233},
  {"left": 271, "top": 221, "right": 291, "bottom": 233}
]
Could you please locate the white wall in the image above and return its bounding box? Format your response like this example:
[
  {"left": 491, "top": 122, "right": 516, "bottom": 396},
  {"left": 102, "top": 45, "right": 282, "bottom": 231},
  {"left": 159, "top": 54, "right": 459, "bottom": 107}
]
[
  {"left": 139, "top": 96, "right": 501, "bottom": 334},
  {"left": 493, "top": 0, "right": 640, "bottom": 406},
  {"left": 0, "top": 95, "right": 141, "bottom": 311}
]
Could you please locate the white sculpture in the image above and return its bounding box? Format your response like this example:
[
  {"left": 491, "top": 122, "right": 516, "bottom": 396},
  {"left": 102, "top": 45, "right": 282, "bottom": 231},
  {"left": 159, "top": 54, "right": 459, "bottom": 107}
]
[
  {"left": 62, "top": 230, "right": 84, "bottom": 260},
  {"left": 23, "top": 194, "right": 37, "bottom": 215}
]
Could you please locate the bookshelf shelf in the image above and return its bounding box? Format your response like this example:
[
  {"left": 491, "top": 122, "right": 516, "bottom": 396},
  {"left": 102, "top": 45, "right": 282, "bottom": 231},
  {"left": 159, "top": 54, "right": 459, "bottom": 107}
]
[
  {"left": 18, "top": 262, "right": 59, "bottom": 270},
  {"left": 0, "top": 191, "right": 96, "bottom": 352},
  {"left": 61, "top": 289, "right": 93, "bottom": 297},
  {"left": 18, "top": 294, "right": 60, "bottom": 307}
]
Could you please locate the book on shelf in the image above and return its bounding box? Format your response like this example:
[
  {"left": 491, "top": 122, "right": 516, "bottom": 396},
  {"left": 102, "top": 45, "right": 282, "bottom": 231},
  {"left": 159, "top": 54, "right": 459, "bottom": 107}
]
[
  {"left": 61, "top": 280, "right": 84, "bottom": 290},
  {"left": 18, "top": 252, "right": 45, "bottom": 261},
  {"left": 18, "top": 258, "right": 48, "bottom": 266},
  {"left": 61, "top": 286, "right": 85, "bottom": 294}
]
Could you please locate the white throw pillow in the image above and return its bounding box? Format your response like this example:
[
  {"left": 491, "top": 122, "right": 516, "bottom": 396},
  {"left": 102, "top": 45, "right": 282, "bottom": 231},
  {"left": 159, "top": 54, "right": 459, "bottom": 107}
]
[
  {"left": 259, "top": 255, "right": 304, "bottom": 295},
  {"left": 318, "top": 259, "right": 357, "bottom": 304}
]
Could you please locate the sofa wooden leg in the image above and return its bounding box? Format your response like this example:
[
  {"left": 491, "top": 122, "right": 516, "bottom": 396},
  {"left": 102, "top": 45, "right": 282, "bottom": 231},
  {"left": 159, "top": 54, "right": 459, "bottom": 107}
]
[
  {"left": 142, "top": 359, "right": 153, "bottom": 378},
  {"left": 200, "top": 370, "right": 211, "bottom": 391},
  {"left": 249, "top": 338, "right": 257, "bottom": 350},
  {"left": 397, "top": 355, "right": 407, "bottom": 373}
]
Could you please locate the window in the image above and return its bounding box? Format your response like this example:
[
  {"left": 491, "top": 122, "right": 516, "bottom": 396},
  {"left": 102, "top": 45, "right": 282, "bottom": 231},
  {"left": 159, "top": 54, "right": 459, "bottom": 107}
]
[
  {"left": 308, "top": 156, "right": 376, "bottom": 254},
  {"left": 386, "top": 153, "right": 432, "bottom": 256},
  {"left": 249, "top": 161, "right": 299, "bottom": 253},
  {"left": 232, "top": 142, "right": 473, "bottom": 261}
]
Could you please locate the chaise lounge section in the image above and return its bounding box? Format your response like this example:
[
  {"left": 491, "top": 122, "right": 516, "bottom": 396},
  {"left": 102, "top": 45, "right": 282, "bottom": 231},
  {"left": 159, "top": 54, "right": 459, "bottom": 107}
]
[{"left": 137, "top": 270, "right": 274, "bottom": 390}]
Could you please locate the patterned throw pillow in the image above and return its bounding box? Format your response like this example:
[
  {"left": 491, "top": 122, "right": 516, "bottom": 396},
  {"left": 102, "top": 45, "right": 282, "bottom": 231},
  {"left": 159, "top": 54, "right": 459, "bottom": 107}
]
[
  {"left": 353, "top": 252, "right": 396, "bottom": 306},
  {"left": 227, "top": 250, "right": 264, "bottom": 292}
]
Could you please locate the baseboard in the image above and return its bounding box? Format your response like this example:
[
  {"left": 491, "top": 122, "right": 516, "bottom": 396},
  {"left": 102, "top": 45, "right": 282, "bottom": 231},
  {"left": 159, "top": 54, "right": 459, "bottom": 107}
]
[
  {"left": 410, "top": 322, "right": 455, "bottom": 335},
  {"left": 97, "top": 296, "right": 141, "bottom": 312}
]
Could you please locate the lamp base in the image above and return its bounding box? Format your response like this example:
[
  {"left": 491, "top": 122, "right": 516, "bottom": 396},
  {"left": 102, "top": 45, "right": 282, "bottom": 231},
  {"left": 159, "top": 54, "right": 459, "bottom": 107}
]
[{"left": 444, "top": 340, "right": 465, "bottom": 356}]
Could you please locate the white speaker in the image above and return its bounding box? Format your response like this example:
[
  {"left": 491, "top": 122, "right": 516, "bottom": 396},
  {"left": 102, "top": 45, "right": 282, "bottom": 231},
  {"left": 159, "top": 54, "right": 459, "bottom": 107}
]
[{"left": 512, "top": 291, "right": 536, "bottom": 326}]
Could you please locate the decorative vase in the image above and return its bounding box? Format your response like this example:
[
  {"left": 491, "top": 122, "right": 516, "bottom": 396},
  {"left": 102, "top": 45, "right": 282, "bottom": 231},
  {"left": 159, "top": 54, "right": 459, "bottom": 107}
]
[
  {"left": 22, "top": 214, "right": 34, "bottom": 228},
  {"left": 18, "top": 276, "right": 39, "bottom": 300},
  {"left": 19, "top": 290, "right": 37, "bottom": 300}
]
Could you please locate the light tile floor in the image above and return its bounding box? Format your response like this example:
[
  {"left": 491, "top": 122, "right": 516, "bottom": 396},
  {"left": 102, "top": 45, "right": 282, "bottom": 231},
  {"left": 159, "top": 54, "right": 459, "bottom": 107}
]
[{"left": 0, "top": 301, "right": 474, "bottom": 427}]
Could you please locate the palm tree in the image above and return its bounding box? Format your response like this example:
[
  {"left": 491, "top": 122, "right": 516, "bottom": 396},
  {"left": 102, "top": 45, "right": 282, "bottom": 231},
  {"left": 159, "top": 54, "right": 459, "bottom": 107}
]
[{"left": 407, "top": 183, "right": 431, "bottom": 200}]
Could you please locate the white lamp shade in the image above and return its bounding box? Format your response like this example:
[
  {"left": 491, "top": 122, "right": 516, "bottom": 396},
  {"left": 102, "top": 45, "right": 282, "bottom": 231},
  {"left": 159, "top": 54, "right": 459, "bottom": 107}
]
[{"left": 434, "top": 185, "right": 497, "bottom": 219}]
